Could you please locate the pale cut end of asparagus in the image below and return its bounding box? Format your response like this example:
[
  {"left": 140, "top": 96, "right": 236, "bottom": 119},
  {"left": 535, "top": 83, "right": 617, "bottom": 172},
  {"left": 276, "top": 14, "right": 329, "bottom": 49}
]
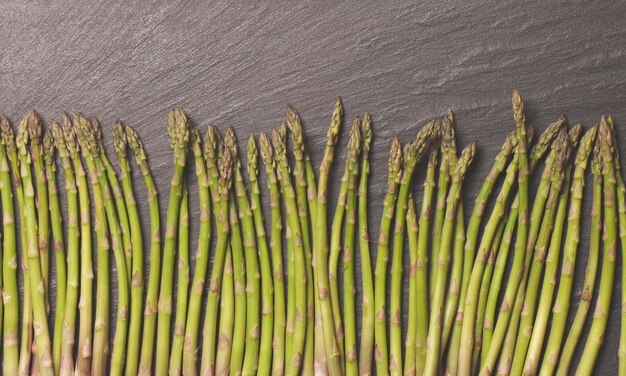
[{"left": 113, "top": 121, "right": 127, "bottom": 158}]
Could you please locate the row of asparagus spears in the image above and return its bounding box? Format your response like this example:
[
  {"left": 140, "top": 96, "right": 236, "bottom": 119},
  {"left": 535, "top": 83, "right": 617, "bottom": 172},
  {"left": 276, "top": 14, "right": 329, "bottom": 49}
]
[{"left": 0, "top": 89, "right": 623, "bottom": 376}]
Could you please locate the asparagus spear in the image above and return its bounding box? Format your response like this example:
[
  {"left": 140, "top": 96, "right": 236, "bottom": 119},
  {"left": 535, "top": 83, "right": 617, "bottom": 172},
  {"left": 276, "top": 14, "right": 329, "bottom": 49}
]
[
  {"left": 404, "top": 192, "right": 419, "bottom": 376},
  {"left": 358, "top": 113, "right": 375, "bottom": 376},
  {"left": 414, "top": 146, "right": 438, "bottom": 375},
  {"left": 504, "top": 128, "right": 571, "bottom": 375},
  {"left": 430, "top": 129, "right": 451, "bottom": 299},
  {"left": 95, "top": 122, "right": 132, "bottom": 282},
  {"left": 390, "top": 120, "right": 439, "bottom": 375},
  {"left": 170, "top": 126, "right": 209, "bottom": 375},
  {"left": 90, "top": 118, "right": 131, "bottom": 376},
  {"left": 113, "top": 122, "right": 144, "bottom": 376},
  {"left": 260, "top": 132, "right": 286, "bottom": 375},
  {"left": 154, "top": 108, "right": 190, "bottom": 374},
  {"left": 342, "top": 120, "right": 362, "bottom": 375},
  {"left": 169, "top": 181, "right": 190, "bottom": 376},
  {"left": 74, "top": 113, "right": 110, "bottom": 376},
  {"left": 424, "top": 143, "right": 475, "bottom": 375},
  {"left": 227, "top": 194, "right": 247, "bottom": 374},
  {"left": 16, "top": 110, "right": 54, "bottom": 375},
  {"left": 555, "top": 129, "right": 602, "bottom": 375},
  {"left": 0, "top": 115, "right": 19, "bottom": 375},
  {"left": 478, "top": 89, "right": 530, "bottom": 375},
  {"left": 182, "top": 125, "right": 217, "bottom": 375},
  {"left": 50, "top": 120, "right": 80, "bottom": 376},
  {"left": 127, "top": 124, "right": 161, "bottom": 376},
  {"left": 576, "top": 117, "right": 617, "bottom": 375},
  {"left": 525, "top": 125, "right": 592, "bottom": 375},
  {"left": 246, "top": 135, "right": 275, "bottom": 376},
  {"left": 374, "top": 135, "right": 402, "bottom": 376},
  {"left": 214, "top": 244, "right": 235, "bottom": 376},
  {"left": 286, "top": 105, "right": 315, "bottom": 376},
  {"left": 226, "top": 128, "right": 263, "bottom": 376},
  {"left": 273, "top": 125, "right": 309, "bottom": 375},
  {"left": 43, "top": 129, "right": 67, "bottom": 374},
  {"left": 314, "top": 98, "right": 344, "bottom": 375},
  {"left": 199, "top": 145, "right": 232, "bottom": 375}
]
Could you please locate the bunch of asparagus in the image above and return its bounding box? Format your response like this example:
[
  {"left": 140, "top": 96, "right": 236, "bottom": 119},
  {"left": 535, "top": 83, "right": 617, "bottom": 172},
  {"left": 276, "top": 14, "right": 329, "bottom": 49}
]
[{"left": 0, "top": 89, "right": 624, "bottom": 376}]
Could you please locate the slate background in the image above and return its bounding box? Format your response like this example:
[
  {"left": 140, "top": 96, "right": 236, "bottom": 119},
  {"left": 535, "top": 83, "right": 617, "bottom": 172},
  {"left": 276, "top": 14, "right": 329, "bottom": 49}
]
[{"left": 1, "top": 0, "right": 626, "bottom": 373}]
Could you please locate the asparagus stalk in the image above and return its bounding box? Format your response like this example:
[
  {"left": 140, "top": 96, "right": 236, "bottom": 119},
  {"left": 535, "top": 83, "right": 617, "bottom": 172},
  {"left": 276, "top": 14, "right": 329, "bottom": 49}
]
[
  {"left": 50, "top": 120, "right": 80, "bottom": 376},
  {"left": 260, "top": 132, "right": 286, "bottom": 375},
  {"left": 576, "top": 117, "right": 617, "bottom": 375},
  {"left": 342, "top": 120, "right": 362, "bottom": 375},
  {"left": 430, "top": 130, "right": 451, "bottom": 299},
  {"left": 214, "top": 244, "right": 235, "bottom": 376},
  {"left": 504, "top": 128, "right": 571, "bottom": 375},
  {"left": 404, "top": 192, "right": 419, "bottom": 376},
  {"left": 95, "top": 123, "right": 132, "bottom": 282},
  {"left": 314, "top": 98, "right": 344, "bottom": 375},
  {"left": 127, "top": 124, "right": 161, "bottom": 376},
  {"left": 286, "top": 105, "right": 315, "bottom": 376},
  {"left": 27, "top": 110, "right": 51, "bottom": 313},
  {"left": 555, "top": 129, "right": 602, "bottom": 375},
  {"left": 155, "top": 108, "right": 190, "bottom": 374},
  {"left": 43, "top": 129, "right": 67, "bottom": 374},
  {"left": 390, "top": 120, "right": 439, "bottom": 375},
  {"left": 199, "top": 145, "right": 232, "bottom": 375},
  {"left": 227, "top": 194, "right": 247, "bottom": 374},
  {"left": 91, "top": 118, "right": 131, "bottom": 376},
  {"left": 170, "top": 126, "right": 209, "bottom": 375},
  {"left": 358, "top": 113, "right": 375, "bottom": 376},
  {"left": 414, "top": 146, "right": 438, "bottom": 375},
  {"left": 273, "top": 125, "right": 309, "bottom": 375},
  {"left": 169, "top": 182, "right": 190, "bottom": 376},
  {"left": 246, "top": 135, "right": 275, "bottom": 376},
  {"left": 478, "top": 89, "right": 530, "bottom": 375},
  {"left": 424, "top": 143, "right": 476, "bottom": 375},
  {"left": 182, "top": 125, "right": 217, "bottom": 375},
  {"left": 16, "top": 110, "right": 54, "bottom": 375},
  {"left": 0, "top": 116, "right": 20, "bottom": 375},
  {"left": 74, "top": 113, "right": 110, "bottom": 376},
  {"left": 524, "top": 126, "right": 590, "bottom": 375},
  {"left": 112, "top": 122, "right": 144, "bottom": 376},
  {"left": 225, "top": 128, "right": 263, "bottom": 376},
  {"left": 374, "top": 135, "right": 403, "bottom": 376}
]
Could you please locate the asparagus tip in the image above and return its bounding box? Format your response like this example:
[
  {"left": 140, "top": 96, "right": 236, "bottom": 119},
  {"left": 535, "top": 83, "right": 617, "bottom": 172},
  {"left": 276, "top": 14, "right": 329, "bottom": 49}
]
[
  {"left": 569, "top": 123, "right": 583, "bottom": 148},
  {"left": 361, "top": 112, "right": 372, "bottom": 155},
  {"left": 512, "top": 88, "right": 524, "bottom": 124},
  {"left": 113, "top": 121, "right": 127, "bottom": 157},
  {"left": 247, "top": 134, "right": 258, "bottom": 172},
  {"left": 26, "top": 109, "right": 42, "bottom": 144},
  {"left": 125, "top": 124, "right": 147, "bottom": 161},
  {"left": 259, "top": 132, "right": 274, "bottom": 167},
  {"left": 0, "top": 114, "right": 13, "bottom": 146},
  {"left": 167, "top": 107, "right": 190, "bottom": 154}
]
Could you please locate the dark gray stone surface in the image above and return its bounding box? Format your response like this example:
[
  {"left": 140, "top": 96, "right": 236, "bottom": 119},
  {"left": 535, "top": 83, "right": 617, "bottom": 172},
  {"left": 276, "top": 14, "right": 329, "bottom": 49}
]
[{"left": 1, "top": 0, "right": 626, "bottom": 373}]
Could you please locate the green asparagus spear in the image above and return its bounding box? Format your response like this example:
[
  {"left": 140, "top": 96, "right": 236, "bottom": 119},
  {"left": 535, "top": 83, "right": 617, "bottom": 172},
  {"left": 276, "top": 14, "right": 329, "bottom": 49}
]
[
  {"left": 154, "top": 109, "right": 190, "bottom": 375},
  {"left": 43, "top": 129, "right": 67, "bottom": 374},
  {"left": 228, "top": 194, "right": 247, "bottom": 375},
  {"left": 199, "top": 145, "right": 232, "bottom": 375},
  {"left": 430, "top": 129, "right": 451, "bottom": 299},
  {"left": 215, "top": 244, "right": 235, "bottom": 376},
  {"left": 127, "top": 124, "right": 161, "bottom": 376},
  {"left": 247, "top": 135, "right": 275, "bottom": 376},
  {"left": 314, "top": 98, "right": 344, "bottom": 375},
  {"left": 374, "top": 135, "right": 402, "bottom": 376},
  {"left": 260, "top": 132, "right": 287, "bottom": 375},
  {"left": 113, "top": 122, "right": 145, "bottom": 376},
  {"left": 404, "top": 192, "right": 419, "bottom": 376},
  {"left": 0, "top": 116, "right": 19, "bottom": 375},
  {"left": 358, "top": 113, "right": 375, "bottom": 376},
  {"left": 17, "top": 110, "right": 54, "bottom": 375}
]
